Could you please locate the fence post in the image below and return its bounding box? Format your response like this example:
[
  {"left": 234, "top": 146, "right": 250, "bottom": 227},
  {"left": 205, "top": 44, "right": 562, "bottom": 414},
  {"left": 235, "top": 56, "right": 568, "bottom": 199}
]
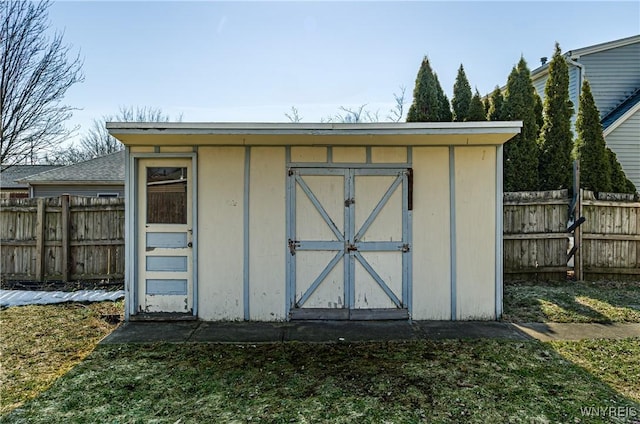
[
  {"left": 573, "top": 161, "right": 583, "bottom": 281},
  {"left": 35, "top": 198, "right": 45, "bottom": 281},
  {"left": 61, "top": 194, "right": 70, "bottom": 282}
]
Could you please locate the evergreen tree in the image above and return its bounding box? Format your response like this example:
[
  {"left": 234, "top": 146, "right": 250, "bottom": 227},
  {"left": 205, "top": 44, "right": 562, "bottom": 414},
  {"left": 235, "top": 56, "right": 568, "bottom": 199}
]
[
  {"left": 452, "top": 64, "right": 472, "bottom": 122},
  {"left": 407, "top": 57, "right": 451, "bottom": 122},
  {"left": 534, "top": 93, "right": 544, "bottom": 138},
  {"left": 468, "top": 89, "right": 487, "bottom": 121},
  {"left": 608, "top": 148, "right": 637, "bottom": 194},
  {"left": 574, "top": 79, "right": 611, "bottom": 192},
  {"left": 487, "top": 86, "right": 505, "bottom": 121},
  {"left": 502, "top": 57, "right": 539, "bottom": 191},
  {"left": 538, "top": 43, "right": 574, "bottom": 191},
  {"left": 435, "top": 73, "right": 453, "bottom": 122}
]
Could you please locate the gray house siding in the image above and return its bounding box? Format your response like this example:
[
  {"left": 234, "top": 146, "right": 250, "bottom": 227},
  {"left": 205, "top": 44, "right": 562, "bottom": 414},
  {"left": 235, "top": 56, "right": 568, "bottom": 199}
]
[
  {"left": 32, "top": 184, "right": 124, "bottom": 198},
  {"left": 577, "top": 42, "right": 640, "bottom": 118},
  {"left": 605, "top": 109, "right": 640, "bottom": 189}
]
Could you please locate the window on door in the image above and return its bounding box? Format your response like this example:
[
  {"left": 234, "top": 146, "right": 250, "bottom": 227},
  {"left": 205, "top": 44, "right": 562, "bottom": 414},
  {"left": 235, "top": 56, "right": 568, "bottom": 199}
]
[{"left": 146, "top": 167, "right": 187, "bottom": 224}]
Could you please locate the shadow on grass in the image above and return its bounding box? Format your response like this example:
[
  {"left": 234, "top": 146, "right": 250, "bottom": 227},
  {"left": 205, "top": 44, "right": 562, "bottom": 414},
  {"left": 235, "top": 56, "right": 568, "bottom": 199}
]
[{"left": 502, "top": 280, "right": 640, "bottom": 323}]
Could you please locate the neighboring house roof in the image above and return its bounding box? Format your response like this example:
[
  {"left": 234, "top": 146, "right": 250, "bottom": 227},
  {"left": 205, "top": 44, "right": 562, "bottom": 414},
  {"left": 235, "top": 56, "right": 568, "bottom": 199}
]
[
  {"left": 567, "top": 34, "right": 640, "bottom": 59},
  {"left": 602, "top": 88, "right": 640, "bottom": 134},
  {"left": 18, "top": 151, "right": 125, "bottom": 185},
  {"left": 0, "top": 165, "right": 61, "bottom": 189},
  {"left": 531, "top": 34, "right": 640, "bottom": 79}
]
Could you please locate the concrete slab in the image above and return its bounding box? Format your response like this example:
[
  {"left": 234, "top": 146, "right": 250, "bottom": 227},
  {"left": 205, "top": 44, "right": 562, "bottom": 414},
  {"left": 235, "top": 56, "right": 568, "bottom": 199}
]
[
  {"left": 513, "top": 323, "right": 640, "bottom": 342},
  {"left": 101, "top": 322, "right": 199, "bottom": 344},
  {"left": 283, "top": 321, "right": 419, "bottom": 342},
  {"left": 415, "top": 321, "right": 533, "bottom": 340},
  {"left": 190, "top": 322, "right": 284, "bottom": 343}
]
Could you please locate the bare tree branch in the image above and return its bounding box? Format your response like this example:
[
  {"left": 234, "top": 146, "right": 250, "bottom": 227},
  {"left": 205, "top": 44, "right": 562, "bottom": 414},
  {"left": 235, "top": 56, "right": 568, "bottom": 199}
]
[
  {"left": 284, "top": 106, "right": 302, "bottom": 123},
  {"left": 45, "top": 106, "right": 181, "bottom": 165},
  {"left": 387, "top": 86, "right": 406, "bottom": 122},
  {"left": 1, "top": 0, "right": 83, "bottom": 169}
]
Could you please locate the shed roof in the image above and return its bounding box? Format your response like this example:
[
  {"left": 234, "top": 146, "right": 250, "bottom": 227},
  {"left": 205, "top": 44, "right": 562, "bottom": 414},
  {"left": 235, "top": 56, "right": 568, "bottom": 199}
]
[
  {"left": 18, "top": 151, "right": 124, "bottom": 185},
  {"left": 0, "top": 165, "right": 61, "bottom": 189},
  {"left": 107, "top": 122, "right": 522, "bottom": 146}
]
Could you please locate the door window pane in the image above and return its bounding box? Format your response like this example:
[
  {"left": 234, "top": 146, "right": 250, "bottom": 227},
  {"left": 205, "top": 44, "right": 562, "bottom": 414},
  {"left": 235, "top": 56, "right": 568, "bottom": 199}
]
[{"left": 147, "top": 167, "right": 187, "bottom": 224}]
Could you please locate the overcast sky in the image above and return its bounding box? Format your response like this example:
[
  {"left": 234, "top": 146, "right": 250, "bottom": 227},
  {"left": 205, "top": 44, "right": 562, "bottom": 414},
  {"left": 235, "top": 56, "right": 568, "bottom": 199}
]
[{"left": 47, "top": 1, "right": 640, "bottom": 144}]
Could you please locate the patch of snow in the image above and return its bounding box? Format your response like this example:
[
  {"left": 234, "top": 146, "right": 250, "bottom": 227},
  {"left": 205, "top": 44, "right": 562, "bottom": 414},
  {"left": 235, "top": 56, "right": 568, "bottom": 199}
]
[{"left": 0, "top": 290, "right": 124, "bottom": 307}]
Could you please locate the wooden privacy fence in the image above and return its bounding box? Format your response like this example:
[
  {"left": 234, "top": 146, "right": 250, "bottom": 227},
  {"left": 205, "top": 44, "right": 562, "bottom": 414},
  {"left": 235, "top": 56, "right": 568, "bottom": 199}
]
[
  {"left": 503, "top": 190, "right": 570, "bottom": 281},
  {"left": 503, "top": 189, "right": 640, "bottom": 281},
  {"left": 1, "top": 195, "right": 125, "bottom": 282},
  {"left": 581, "top": 190, "right": 640, "bottom": 280},
  {"left": 1, "top": 192, "right": 637, "bottom": 283}
]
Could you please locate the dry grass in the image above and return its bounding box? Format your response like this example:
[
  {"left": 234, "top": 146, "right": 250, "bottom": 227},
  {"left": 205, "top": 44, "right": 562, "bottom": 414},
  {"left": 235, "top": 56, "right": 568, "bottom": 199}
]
[
  {"left": 0, "top": 301, "right": 123, "bottom": 414},
  {"left": 503, "top": 280, "right": 640, "bottom": 323}
]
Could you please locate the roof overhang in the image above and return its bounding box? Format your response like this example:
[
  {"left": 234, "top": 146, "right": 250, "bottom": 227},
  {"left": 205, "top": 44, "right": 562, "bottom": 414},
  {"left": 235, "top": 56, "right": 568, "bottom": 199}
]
[
  {"left": 603, "top": 101, "right": 640, "bottom": 137},
  {"left": 106, "top": 122, "right": 522, "bottom": 147}
]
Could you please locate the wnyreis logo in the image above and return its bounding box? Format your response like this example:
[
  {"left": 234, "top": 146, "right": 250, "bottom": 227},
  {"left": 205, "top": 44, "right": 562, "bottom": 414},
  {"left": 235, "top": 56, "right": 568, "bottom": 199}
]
[{"left": 580, "top": 406, "right": 638, "bottom": 419}]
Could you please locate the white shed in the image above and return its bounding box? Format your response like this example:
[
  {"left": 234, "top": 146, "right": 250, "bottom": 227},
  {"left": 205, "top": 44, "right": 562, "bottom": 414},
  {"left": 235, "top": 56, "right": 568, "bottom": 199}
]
[{"left": 107, "top": 122, "right": 521, "bottom": 322}]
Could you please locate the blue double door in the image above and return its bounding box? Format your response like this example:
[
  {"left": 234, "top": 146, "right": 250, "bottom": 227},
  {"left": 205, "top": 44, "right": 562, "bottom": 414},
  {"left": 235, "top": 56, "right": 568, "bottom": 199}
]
[{"left": 287, "top": 168, "right": 411, "bottom": 320}]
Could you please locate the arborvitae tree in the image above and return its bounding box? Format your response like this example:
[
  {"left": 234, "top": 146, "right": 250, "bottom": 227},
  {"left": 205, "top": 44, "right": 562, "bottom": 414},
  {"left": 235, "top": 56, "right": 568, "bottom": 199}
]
[
  {"left": 483, "top": 96, "right": 491, "bottom": 118},
  {"left": 487, "top": 86, "right": 505, "bottom": 121},
  {"left": 452, "top": 64, "right": 472, "bottom": 122},
  {"left": 407, "top": 57, "right": 443, "bottom": 122},
  {"left": 538, "top": 43, "right": 574, "bottom": 191},
  {"left": 574, "top": 79, "right": 612, "bottom": 192},
  {"left": 534, "top": 93, "right": 544, "bottom": 138},
  {"left": 502, "top": 57, "right": 539, "bottom": 191},
  {"left": 467, "top": 89, "right": 487, "bottom": 121},
  {"left": 435, "top": 73, "right": 453, "bottom": 122},
  {"left": 608, "top": 148, "right": 637, "bottom": 194}
]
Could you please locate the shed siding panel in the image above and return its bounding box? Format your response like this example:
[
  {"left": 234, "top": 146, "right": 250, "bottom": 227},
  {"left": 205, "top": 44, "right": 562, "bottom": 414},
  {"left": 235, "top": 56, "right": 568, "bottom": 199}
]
[
  {"left": 606, "top": 110, "right": 640, "bottom": 189},
  {"left": 291, "top": 146, "right": 327, "bottom": 162},
  {"left": 130, "top": 146, "right": 155, "bottom": 153},
  {"left": 197, "top": 147, "right": 245, "bottom": 320},
  {"left": 32, "top": 185, "right": 124, "bottom": 198},
  {"left": 249, "top": 147, "right": 286, "bottom": 320},
  {"left": 333, "top": 147, "right": 366, "bottom": 163},
  {"left": 160, "top": 146, "right": 194, "bottom": 153},
  {"left": 578, "top": 42, "right": 640, "bottom": 117},
  {"left": 411, "top": 147, "right": 451, "bottom": 320},
  {"left": 455, "top": 146, "right": 496, "bottom": 320},
  {"left": 371, "top": 147, "right": 408, "bottom": 163}
]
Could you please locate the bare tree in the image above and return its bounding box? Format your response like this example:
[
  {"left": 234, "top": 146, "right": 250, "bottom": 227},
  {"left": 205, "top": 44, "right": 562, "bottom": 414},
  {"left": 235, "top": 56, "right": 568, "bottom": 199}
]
[
  {"left": 322, "top": 105, "right": 380, "bottom": 123},
  {"left": 387, "top": 86, "right": 406, "bottom": 122},
  {"left": 1, "top": 1, "right": 83, "bottom": 169},
  {"left": 284, "top": 106, "right": 302, "bottom": 123},
  {"left": 45, "top": 106, "right": 181, "bottom": 165}
]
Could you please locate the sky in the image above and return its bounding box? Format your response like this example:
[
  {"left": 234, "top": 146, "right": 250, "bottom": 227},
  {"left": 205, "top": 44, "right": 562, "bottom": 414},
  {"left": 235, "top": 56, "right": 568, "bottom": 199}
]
[{"left": 45, "top": 1, "right": 640, "bottom": 145}]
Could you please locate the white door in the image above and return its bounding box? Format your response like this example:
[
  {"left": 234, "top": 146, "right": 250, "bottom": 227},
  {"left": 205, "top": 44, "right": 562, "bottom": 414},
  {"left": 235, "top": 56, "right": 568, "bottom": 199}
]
[
  {"left": 288, "top": 168, "right": 410, "bottom": 320},
  {"left": 137, "top": 159, "right": 193, "bottom": 315}
]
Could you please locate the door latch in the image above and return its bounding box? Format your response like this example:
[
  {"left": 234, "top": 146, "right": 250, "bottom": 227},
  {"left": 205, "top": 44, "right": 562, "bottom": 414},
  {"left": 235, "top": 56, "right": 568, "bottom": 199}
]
[
  {"left": 344, "top": 198, "right": 355, "bottom": 207},
  {"left": 288, "top": 239, "right": 300, "bottom": 255},
  {"left": 347, "top": 243, "right": 358, "bottom": 252},
  {"left": 400, "top": 243, "right": 410, "bottom": 252}
]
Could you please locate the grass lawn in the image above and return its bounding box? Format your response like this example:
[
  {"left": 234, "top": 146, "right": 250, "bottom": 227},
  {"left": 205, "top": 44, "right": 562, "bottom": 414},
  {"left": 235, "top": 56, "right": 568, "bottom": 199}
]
[
  {"left": 2, "top": 280, "right": 639, "bottom": 423},
  {"left": 503, "top": 280, "right": 640, "bottom": 323},
  {"left": 0, "top": 301, "right": 123, "bottom": 415},
  {"left": 2, "top": 339, "right": 639, "bottom": 423}
]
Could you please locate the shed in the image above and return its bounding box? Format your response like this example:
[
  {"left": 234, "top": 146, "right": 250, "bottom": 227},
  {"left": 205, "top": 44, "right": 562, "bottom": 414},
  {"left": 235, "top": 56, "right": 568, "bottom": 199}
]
[{"left": 107, "top": 122, "right": 521, "bottom": 322}]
